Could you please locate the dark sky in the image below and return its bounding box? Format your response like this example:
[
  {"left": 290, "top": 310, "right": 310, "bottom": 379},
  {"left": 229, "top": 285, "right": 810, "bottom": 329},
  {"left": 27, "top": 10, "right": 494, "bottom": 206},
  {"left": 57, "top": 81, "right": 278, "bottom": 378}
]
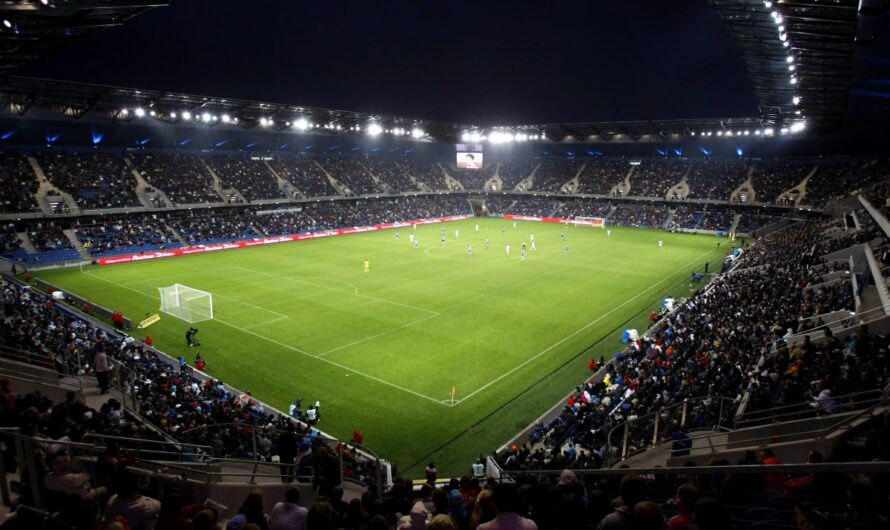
[{"left": 17, "top": 0, "right": 758, "bottom": 125}]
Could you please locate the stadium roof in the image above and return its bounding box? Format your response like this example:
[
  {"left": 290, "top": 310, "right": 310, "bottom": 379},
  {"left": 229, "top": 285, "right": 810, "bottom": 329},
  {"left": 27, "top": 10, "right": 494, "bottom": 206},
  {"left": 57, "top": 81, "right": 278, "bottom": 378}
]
[
  {"left": 0, "top": 75, "right": 777, "bottom": 143},
  {"left": 709, "top": 0, "right": 861, "bottom": 133},
  {"left": 0, "top": 0, "right": 168, "bottom": 71}
]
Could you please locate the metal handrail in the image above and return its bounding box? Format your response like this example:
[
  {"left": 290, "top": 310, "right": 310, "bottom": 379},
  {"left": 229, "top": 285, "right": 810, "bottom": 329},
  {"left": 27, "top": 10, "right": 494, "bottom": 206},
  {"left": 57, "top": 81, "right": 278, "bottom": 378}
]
[{"left": 735, "top": 389, "right": 884, "bottom": 427}]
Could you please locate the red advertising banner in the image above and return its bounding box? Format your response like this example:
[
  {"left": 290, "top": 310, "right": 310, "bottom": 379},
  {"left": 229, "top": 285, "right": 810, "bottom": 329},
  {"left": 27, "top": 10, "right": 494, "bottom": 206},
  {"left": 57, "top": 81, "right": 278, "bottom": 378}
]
[
  {"left": 98, "top": 215, "right": 470, "bottom": 265},
  {"left": 503, "top": 214, "right": 602, "bottom": 226}
]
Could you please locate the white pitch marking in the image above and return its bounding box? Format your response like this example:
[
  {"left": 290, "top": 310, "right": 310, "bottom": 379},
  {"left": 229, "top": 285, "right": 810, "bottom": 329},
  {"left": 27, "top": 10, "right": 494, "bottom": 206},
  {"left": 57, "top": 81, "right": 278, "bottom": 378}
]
[
  {"left": 79, "top": 269, "right": 450, "bottom": 406},
  {"left": 315, "top": 313, "right": 440, "bottom": 357},
  {"left": 456, "top": 248, "right": 720, "bottom": 405}
]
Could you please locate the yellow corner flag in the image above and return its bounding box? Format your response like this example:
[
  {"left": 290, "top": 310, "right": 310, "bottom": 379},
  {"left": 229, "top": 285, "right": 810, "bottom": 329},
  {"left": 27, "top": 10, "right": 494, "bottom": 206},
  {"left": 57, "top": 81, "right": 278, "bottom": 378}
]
[{"left": 451, "top": 385, "right": 456, "bottom": 405}]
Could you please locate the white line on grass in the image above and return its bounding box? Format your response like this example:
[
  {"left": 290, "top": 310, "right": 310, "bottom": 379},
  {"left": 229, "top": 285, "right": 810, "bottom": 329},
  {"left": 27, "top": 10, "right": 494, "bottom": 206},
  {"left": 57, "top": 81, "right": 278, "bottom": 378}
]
[
  {"left": 315, "top": 313, "right": 440, "bottom": 357},
  {"left": 241, "top": 315, "right": 291, "bottom": 330},
  {"left": 80, "top": 269, "right": 452, "bottom": 407},
  {"left": 455, "top": 248, "right": 719, "bottom": 405},
  {"left": 227, "top": 266, "right": 440, "bottom": 316}
]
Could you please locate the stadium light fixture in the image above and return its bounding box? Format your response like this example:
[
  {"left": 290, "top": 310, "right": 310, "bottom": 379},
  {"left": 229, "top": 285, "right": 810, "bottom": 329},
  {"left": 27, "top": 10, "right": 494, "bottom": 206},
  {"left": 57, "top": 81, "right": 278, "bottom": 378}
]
[
  {"left": 764, "top": 1, "right": 772, "bottom": 7},
  {"left": 788, "top": 64, "right": 796, "bottom": 72},
  {"left": 181, "top": 111, "right": 192, "bottom": 121},
  {"left": 744, "top": 130, "right": 750, "bottom": 135},
  {"left": 717, "top": 131, "right": 724, "bottom": 136},
  {"left": 755, "top": 129, "right": 762, "bottom": 135},
  {"left": 763, "top": 127, "right": 775, "bottom": 136},
  {"left": 780, "top": 127, "right": 789, "bottom": 135},
  {"left": 726, "top": 131, "right": 733, "bottom": 137},
  {"left": 786, "top": 55, "right": 794, "bottom": 64},
  {"left": 2, "top": 20, "right": 11, "bottom": 29},
  {"left": 790, "top": 121, "right": 806, "bottom": 133},
  {"left": 792, "top": 95, "right": 801, "bottom": 105},
  {"left": 411, "top": 127, "right": 425, "bottom": 138},
  {"left": 775, "top": 15, "right": 783, "bottom": 24},
  {"left": 149, "top": 110, "right": 156, "bottom": 117},
  {"left": 233, "top": 117, "right": 239, "bottom": 124},
  {"left": 169, "top": 112, "right": 177, "bottom": 119},
  {"left": 779, "top": 32, "right": 787, "bottom": 42},
  {"left": 201, "top": 112, "right": 212, "bottom": 123},
  {"left": 469, "top": 132, "right": 483, "bottom": 142},
  {"left": 294, "top": 118, "right": 310, "bottom": 131},
  {"left": 221, "top": 114, "right": 231, "bottom": 123},
  {"left": 782, "top": 40, "right": 790, "bottom": 47},
  {"left": 461, "top": 132, "right": 471, "bottom": 142},
  {"left": 367, "top": 123, "right": 383, "bottom": 136},
  {"left": 134, "top": 107, "right": 146, "bottom": 118},
  {"left": 120, "top": 108, "right": 129, "bottom": 117}
]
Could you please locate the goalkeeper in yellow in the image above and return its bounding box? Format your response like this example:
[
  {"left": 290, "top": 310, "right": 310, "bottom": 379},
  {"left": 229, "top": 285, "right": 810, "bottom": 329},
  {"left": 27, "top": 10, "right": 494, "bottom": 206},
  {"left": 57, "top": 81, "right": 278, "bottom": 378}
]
[{"left": 362, "top": 259, "right": 370, "bottom": 273}]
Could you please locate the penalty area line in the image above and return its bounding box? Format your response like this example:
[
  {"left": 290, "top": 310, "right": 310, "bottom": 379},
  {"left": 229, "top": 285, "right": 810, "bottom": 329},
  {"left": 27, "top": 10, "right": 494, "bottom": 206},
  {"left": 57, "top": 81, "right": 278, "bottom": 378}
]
[{"left": 80, "top": 269, "right": 451, "bottom": 407}]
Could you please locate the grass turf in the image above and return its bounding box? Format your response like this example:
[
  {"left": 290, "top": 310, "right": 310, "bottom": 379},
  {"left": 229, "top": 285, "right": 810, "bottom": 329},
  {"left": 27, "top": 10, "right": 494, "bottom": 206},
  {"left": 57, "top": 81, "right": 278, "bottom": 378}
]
[{"left": 35, "top": 218, "right": 727, "bottom": 477}]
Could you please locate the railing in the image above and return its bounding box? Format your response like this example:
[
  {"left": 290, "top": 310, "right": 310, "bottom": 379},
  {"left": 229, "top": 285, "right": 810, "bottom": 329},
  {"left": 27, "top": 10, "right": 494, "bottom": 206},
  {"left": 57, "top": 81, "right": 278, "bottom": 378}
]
[
  {"left": 605, "top": 396, "right": 739, "bottom": 466},
  {"left": 734, "top": 389, "right": 885, "bottom": 428}
]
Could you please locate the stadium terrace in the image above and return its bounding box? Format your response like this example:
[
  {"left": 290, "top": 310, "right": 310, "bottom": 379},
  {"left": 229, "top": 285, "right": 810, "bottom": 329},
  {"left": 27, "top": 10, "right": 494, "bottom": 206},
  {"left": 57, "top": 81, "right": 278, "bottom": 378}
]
[{"left": 0, "top": 1, "right": 889, "bottom": 530}]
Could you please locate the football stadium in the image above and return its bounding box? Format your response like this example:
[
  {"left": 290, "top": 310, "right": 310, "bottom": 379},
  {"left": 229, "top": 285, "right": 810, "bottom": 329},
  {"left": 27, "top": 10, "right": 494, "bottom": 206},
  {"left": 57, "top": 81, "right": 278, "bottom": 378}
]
[{"left": 0, "top": 1, "right": 889, "bottom": 529}]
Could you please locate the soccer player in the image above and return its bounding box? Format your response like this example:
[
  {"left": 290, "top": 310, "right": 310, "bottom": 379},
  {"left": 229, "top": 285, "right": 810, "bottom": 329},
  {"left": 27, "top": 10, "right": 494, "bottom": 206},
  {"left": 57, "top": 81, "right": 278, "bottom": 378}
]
[
  {"left": 395, "top": 230, "right": 400, "bottom": 239},
  {"left": 520, "top": 248, "right": 526, "bottom": 261},
  {"left": 607, "top": 229, "right": 612, "bottom": 237},
  {"left": 513, "top": 221, "right": 517, "bottom": 229},
  {"left": 409, "top": 233, "right": 415, "bottom": 244},
  {"left": 454, "top": 229, "right": 459, "bottom": 239},
  {"left": 363, "top": 259, "right": 370, "bottom": 273},
  {"left": 467, "top": 244, "right": 473, "bottom": 257},
  {"left": 505, "top": 243, "right": 511, "bottom": 256},
  {"left": 475, "top": 224, "right": 479, "bottom": 232},
  {"left": 501, "top": 226, "right": 506, "bottom": 235},
  {"left": 658, "top": 240, "right": 663, "bottom": 248},
  {"left": 531, "top": 240, "right": 537, "bottom": 252},
  {"left": 564, "top": 243, "right": 570, "bottom": 254},
  {"left": 440, "top": 234, "right": 446, "bottom": 246},
  {"left": 414, "top": 239, "right": 419, "bottom": 249},
  {"left": 560, "top": 230, "right": 565, "bottom": 240},
  {"left": 530, "top": 233, "right": 535, "bottom": 242},
  {"left": 521, "top": 243, "right": 526, "bottom": 253},
  {"left": 485, "top": 237, "right": 490, "bottom": 249},
  {"left": 186, "top": 327, "right": 199, "bottom": 348}
]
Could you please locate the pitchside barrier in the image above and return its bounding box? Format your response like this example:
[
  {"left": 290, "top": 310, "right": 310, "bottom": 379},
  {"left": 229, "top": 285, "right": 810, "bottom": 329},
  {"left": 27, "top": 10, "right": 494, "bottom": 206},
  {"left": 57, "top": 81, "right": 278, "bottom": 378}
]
[
  {"left": 97, "top": 215, "right": 470, "bottom": 266},
  {"left": 30, "top": 277, "right": 133, "bottom": 329},
  {"left": 502, "top": 214, "right": 605, "bottom": 227}
]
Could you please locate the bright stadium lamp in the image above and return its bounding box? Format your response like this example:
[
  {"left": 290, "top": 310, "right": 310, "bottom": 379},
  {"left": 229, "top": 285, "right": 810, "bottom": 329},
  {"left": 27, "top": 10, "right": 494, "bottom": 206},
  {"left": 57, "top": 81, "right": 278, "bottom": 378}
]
[
  {"left": 221, "top": 114, "right": 231, "bottom": 123},
  {"left": 764, "top": 1, "right": 772, "bottom": 7},
  {"left": 793, "top": 95, "right": 801, "bottom": 105},
  {"left": 134, "top": 107, "right": 146, "bottom": 117},
  {"left": 469, "top": 132, "right": 482, "bottom": 142},
  {"left": 2, "top": 20, "right": 11, "bottom": 29},
  {"left": 294, "top": 118, "right": 310, "bottom": 130},
  {"left": 411, "top": 127, "right": 425, "bottom": 138},
  {"left": 782, "top": 40, "right": 790, "bottom": 47},
  {"left": 149, "top": 110, "right": 156, "bottom": 117},
  {"left": 201, "top": 112, "right": 211, "bottom": 123},
  {"left": 717, "top": 131, "right": 723, "bottom": 136},
  {"left": 367, "top": 123, "right": 383, "bottom": 136},
  {"left": 786, "top": 55, "right": 794, "bottom": 64},
  {"left": 790, "top": 121, "right": 806, "bottom": 133},
  {"left": 789, "top": 76, "right": 798, "bottom": 84},
  {"left": 169, "top": 112, "right": 177, "bottom": 119},
  {"left": 763, "top": 127, "right": 775, "bottom": 136},
  {"left": 181, "top": 111, "right": 192, "bottom": 121},
  {"left": 120, "top": 108, "right": 129, "bottom": 117}
]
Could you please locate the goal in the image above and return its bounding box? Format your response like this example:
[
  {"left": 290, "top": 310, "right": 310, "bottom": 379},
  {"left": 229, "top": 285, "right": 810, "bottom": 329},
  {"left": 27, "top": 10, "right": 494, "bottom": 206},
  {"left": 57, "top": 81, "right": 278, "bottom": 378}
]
[
  {"left": 572, "top": 216, "right": 606, "bottom": 228},
  {"left": 158, "top": 284, "right": 214, "bottom": 323}
]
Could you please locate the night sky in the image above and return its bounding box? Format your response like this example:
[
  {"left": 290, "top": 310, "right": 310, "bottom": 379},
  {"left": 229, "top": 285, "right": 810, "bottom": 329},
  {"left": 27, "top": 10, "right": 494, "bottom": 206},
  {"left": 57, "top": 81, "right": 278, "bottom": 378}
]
[{"left": 16, "top": 0, "right": 759, "bottom": 126}]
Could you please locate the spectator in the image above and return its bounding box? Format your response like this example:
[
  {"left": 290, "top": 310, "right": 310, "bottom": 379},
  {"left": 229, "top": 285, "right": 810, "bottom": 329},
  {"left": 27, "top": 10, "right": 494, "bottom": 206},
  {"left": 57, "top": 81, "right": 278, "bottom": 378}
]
[
  {"left": 477, "top": 483, "right": 537, "bottom": 530},
  {"left": 228, "top": 490, "right": 270, "bottom": 530},
  {"left": 270, "top": 487, "right": 308, "bottom": 530},
  {"left": 105, "top": 473, "right": 161, "bottom": 530},
  {"left": 597, "top": 475, "right": 646, "bottom": 530}
]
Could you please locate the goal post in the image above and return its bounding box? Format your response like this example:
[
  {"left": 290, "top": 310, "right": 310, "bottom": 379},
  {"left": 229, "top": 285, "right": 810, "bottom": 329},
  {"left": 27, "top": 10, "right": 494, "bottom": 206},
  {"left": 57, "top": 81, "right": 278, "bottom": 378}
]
[
  {"left": 158, "top": 284, "right": 214, "bottom": 323},
  {"left": 571, "top": 216, "right": 606, "bottom": 228}
]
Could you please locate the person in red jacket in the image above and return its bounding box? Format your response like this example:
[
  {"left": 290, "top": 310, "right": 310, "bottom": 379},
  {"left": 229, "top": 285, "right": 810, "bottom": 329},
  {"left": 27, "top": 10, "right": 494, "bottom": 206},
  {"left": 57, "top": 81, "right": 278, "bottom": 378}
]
[{"left": 761, "top": 448, "right": 785, "bottom": 491}]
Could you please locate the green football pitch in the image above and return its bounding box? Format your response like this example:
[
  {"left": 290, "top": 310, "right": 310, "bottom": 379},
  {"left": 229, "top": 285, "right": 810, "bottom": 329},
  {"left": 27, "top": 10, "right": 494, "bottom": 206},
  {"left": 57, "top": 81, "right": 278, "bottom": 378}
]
[{"left": 35, "top": 218, "right": 727, "bottom": 477}]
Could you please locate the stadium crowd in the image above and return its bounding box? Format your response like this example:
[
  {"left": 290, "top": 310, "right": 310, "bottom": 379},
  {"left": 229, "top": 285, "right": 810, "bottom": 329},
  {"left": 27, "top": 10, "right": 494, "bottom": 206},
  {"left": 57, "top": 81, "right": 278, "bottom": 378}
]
[
  {"left": 131, "top": 154, "right": 222, "bottom": 204},
  {"left": 497, "top": 160, "right": 537, "bottom": 191},
  {"left": 74, "top": 215, "right": 179, "bottom": 257},
  {"left": 449, "top": 163, "right": 497, "bottom": 191},
  {"left": 268, "top": 155, "right": 340, "bottom": 198},
  {"left": 38, "top": 152, "right": 140, "bottom": 210},
  {"left": 205, "top": 156, "right": 284, "bottom": 202},
  {"left": 319, "top": 157, "right": 383, "bottom": 196},
  {"left": 0, "top": 151, "right": 40, "bottom": 213},
  {"left": 575, "top": 159, "right": 628, "bottom": 196},
  {"left": 685, "top": 160, "right": 747, "bottom": 201},
  {"left": 362, "top": 160, "right": 421, "bottom": 193},
  {"left": 532, "top": 160, "right": 578, "bottom": 193},
  {"left": 629, "top": 160, "right": 686, "bottom": 198},
  {"left": 748, "top": 161, "right": 811, "bottom": 204},
  {"left": 607, "top": 204, "right": 668, "bottom": 229}
]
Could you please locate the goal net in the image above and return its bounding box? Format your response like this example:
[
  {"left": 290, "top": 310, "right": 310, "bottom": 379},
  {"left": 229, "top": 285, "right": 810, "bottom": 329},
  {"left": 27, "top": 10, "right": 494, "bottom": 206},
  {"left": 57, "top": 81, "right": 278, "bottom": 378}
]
[
  {"left": 158, "top": 284, "right": 213, "bottom": 323},
  {"left": 571, "top": 216, "right": 606, "bottom": 228}
]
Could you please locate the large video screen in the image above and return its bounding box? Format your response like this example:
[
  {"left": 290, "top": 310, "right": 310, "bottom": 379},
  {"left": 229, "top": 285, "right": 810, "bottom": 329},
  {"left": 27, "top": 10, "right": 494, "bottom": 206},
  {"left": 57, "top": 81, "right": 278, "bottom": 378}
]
[{"left": 455, "top": 144, "right": 484, "bottom": 169}]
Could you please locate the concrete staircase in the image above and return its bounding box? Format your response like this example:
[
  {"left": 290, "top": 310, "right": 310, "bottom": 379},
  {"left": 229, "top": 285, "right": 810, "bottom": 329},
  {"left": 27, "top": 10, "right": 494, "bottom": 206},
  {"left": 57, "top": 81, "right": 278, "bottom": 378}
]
[
  {"left": 313, "top": 161, "right": 347, "bottom": 196},
  {"left": 15, "top": 231, "right": 36, "bottom": 253},
  {"left": 28, "top": 156, "right": 80, "bottom": 215},
  {"left": 124, "top": 157, "right": 173, "bottom": 208},
  {"left": 436, "top": 163, "right": 465, "bottom": 191},
  {"left": 394, "top": 162, "right": 425, "bottom": 192},
  {"left": 562, "top": 163, "right": 587, "bottom": 194},
  {"left": 356, "top": 160, "right": 390, "bottom": 194},
  {"left": 166, "top": 224, "right": 188, "bottom": 246},
  {"left": 730, "top": 166, "right": 757, "bottom": 203},
  {"left": 264, "top": 160, "right": 302, "bottom": 199},
  {"left": 662, "top": 209, "right": 676, "bottom": 229},
  {"left": 611, "top": 165, "right": 635, "bottom": 196},
  {"left": 485, "top": 164, "right": 504, "bottom": 192},
  {"left": 795, "top": 166, "right": 820, "bottom": 206},
  {"left": 513, "top": 163, "right": 540, "bottom": 192},
  {"left": 202, "top": 160, "right": 247, "bottom": 203},
  {"left": 729, "top": 213, "right": 742, "bottom": 234},
  {"left": 62, "top": 228, "right": 91, "bottom": 260},
  {"left": 666, "top": 166, "right": 693, "bottom": 199}
]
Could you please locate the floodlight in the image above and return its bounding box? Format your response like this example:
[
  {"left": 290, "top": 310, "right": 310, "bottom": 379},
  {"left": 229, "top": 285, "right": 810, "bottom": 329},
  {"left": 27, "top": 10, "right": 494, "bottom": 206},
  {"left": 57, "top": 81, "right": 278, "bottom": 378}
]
[
  {"left": 181, "top": 111, "right": 192, "bottom": 121},
  {"left": 367, "top": 123, "right": 383, "bottom": 136},
  {"left": 120, "top": 108, "right": 129, "bottom": 116},
  {"left": 788, "top": 64, "right": 795, "bottom": 72},
  {"left": 792, "top": 95, "right": 801, "bottom": 105},
  {"left": 790, "top": 121, "right": 805, "bottom": 133},
  {"left": 763, "top": 127, "right": 775, "bottom": 136},
  {"left": 770, "top": 10, "right": 778, "bottom": 19},
  {"left": 775, "top": 15, "right": 783, "bottom": 24},
  {"left": 469, "top": 132, "right": 482, "bottom": 142},
  {"left": 779, "top": 32, "right": 787, "bottom": 42},
  {"left": 232, "top": 117, "right": 239, "bottom": 124},
  {"left": 717, "top": 131, "right": 723, "bottom": 136},
  {"left": 201, "top": 112, "right": 211, "bottom": 123},
  {"left": 169, "top": 112, "right": 177, "bottom": 119},
  {"left": 221, "top": 114, "right": 231, "bottom": 123},
  {"left": 782, "top": 40, "right": 790, "bottom": 47},
  {"left": 789, "top": 76, "right": 798, "bottom": 84},
  {"left": 726, "top": 131, "right": 733, "bottom": 137},
  {"left": 294, "top": 118, "right": 310, "bottom": 130},
  {"left": 2, "top": 20, "right": 11, "bottom": 29},
  {"left": 755, "top": 130, "right": 762, "bottom": 135},
  {"left": 780, "top": 127, "right": 789, "bottom": 135},
  {"left": 134, "top": 107, "right": 146, "bottom": 117},
  {"left": 786, "top": 55, "right": 794, "bottom": 63},
  {"left": 764, "top": 1, "right": 772, "bottom": 7},
  {"left": 149, "top": 110, "right": 156, "bottom": 117},
  {"left": 411, "top": 128, "right": 425, "bottom": 138},
  {"left": 744, "top": 130, "right": 750, "bottom": 135}
]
